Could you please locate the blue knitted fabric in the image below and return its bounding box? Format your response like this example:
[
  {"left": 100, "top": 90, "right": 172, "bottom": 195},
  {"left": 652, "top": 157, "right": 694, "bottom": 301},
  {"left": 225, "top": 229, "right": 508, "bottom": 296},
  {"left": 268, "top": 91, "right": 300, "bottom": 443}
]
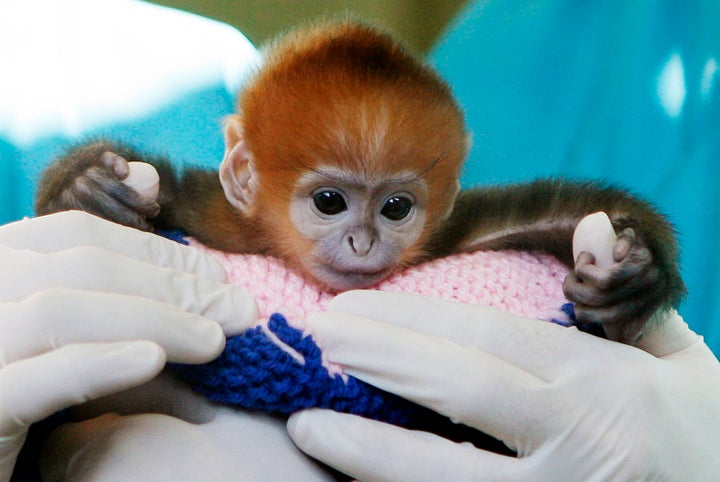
[
  {"left": 174, "top": 313, "right": 421, "bottom": 425},
  {"left": 162, "top": 229, "right": 420, "bottom": 424}
]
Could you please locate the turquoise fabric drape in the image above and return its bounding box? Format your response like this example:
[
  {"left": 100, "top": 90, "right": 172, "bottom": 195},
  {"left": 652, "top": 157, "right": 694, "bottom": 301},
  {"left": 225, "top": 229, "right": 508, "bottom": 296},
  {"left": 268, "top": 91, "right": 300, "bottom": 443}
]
[
  {"left": 0, "top": 84, "right": 238, "bottom": 226},
  {"left": 431, "top": 0, "right": 720, "bottom": 352},
  {"left": 0, "top": 84, "right": 235, "bottom": 226}
]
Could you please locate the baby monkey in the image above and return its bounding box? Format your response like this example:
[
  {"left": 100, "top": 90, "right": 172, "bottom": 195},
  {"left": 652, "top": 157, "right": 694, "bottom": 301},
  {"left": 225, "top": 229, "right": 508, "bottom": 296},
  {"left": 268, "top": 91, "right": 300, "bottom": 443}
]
[{"left": 36, "top": 20, "right": 684, "bottom": 343}]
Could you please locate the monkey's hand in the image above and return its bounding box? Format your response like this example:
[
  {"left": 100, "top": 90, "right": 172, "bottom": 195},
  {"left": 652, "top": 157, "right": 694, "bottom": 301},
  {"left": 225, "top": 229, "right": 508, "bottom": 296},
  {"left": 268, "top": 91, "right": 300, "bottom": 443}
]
[
  {"left": 563, "top": 212, "right": 668, "bottom": 343},
  {"left": 35, "top": 142, "right": 161, "bottom": 231}
]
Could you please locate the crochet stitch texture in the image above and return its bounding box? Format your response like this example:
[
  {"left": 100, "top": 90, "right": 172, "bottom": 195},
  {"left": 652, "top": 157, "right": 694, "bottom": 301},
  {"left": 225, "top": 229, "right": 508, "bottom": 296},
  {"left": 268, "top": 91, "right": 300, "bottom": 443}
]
[{"left": 174, "top": 239, "right": 572, "bottom": 426}]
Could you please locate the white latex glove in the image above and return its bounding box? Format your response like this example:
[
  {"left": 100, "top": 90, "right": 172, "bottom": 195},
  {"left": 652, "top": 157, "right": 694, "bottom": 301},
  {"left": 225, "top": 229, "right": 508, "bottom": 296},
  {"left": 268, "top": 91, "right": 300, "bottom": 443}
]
[
  {"left": 0, "top": 211, "right": 259, "bottom": 481},
  {"left": 289, "top": 291, "right": 720, "bottom": 480},
  {"left": 39, "top": 407, "right": 336, "bottom": 481},
  {"left": 288, "top": 212, "right": 720, "bottom": 480}
]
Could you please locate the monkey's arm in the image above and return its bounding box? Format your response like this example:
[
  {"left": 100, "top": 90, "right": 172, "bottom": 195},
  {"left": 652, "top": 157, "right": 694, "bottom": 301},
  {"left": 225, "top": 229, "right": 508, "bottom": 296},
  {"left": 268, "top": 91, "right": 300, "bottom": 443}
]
[
  {"left": 35, "top": 141, "right": 263, "bottom": 252},
  {"left": 429, "top": 179, "right": 685, "bottom": 342},
  {"left": 35, "top": 141, "right": 164, "bottom": 231}
]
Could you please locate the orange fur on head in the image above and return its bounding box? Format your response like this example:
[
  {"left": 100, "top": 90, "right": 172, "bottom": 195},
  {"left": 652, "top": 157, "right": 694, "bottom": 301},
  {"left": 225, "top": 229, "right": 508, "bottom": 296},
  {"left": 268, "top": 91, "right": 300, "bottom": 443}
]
[{"left": 237, "top": 19, "right": 469, "bottom": 266}]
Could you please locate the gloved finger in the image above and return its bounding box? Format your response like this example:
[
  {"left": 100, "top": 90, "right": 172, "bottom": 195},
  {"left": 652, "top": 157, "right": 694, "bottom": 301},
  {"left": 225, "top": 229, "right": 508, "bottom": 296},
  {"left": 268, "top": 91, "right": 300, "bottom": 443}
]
[
  {"left": 326, "top": 290, "right": 578, "bottom": 370},
  {"left": 39, "top": 413, "right": 243, "bottom": 482},
  {"left": 38, "top": 413, "right": 126, "bottom": 482},
  {"left": 0, "top": 289, "right": 230, "bottom": 365},
  {"left": 70, "top": 371, "right": 217, "bottom": 424},
  {"left": 0, "top": 211, "right": 226, "bottom": 281},
  {"left": 306, "top": 312, "right": 548, "bottom": 436},
  {"left": 0, "top": 341, "right": 165, "bottom": 436},
  {"left": 634, "top": 309, "right": 706, "bottom": 358},
  {"left": 0, "top": 246, "right": 258, "bottom": 336},
  {"left": 288, "top": 409, "right": 521, "bottom": 482}
]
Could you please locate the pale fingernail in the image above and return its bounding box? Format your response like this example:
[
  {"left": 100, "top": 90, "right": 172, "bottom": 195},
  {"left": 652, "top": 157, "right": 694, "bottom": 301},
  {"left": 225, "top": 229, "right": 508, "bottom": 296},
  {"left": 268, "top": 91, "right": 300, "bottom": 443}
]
[
  {"left": 190, "top": 318, "right": 226, "bottom": 357},
  {"left": 223, "top": 286, "right": 260, "bottom": 336}
]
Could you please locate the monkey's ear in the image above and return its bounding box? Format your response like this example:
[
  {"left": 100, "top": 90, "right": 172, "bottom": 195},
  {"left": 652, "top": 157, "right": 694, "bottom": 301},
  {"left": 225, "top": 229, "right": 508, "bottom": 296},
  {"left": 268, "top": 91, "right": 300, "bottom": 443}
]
[
  {"left": 441, "top": 180, "right": 461, "bottom": 220},
  {"left": 220, "top": 116, "right": 255, "bottom": 214}
]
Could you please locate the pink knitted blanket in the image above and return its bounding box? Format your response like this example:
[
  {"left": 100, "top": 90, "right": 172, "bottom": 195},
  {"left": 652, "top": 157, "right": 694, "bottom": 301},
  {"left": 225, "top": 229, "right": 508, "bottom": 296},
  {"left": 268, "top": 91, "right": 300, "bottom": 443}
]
[
  {"left": 188, "top": 239, "right": 572, "bottom": 328},
  {"left": 175, "top": 241, "right": 573, "bottom": 424}
]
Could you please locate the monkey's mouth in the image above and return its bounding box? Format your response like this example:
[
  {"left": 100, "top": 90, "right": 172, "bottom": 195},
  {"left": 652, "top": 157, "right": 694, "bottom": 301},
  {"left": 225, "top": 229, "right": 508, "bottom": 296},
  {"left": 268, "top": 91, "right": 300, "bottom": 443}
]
[{"left": 313, "top": 264, "right": 393, "bottom": 291}]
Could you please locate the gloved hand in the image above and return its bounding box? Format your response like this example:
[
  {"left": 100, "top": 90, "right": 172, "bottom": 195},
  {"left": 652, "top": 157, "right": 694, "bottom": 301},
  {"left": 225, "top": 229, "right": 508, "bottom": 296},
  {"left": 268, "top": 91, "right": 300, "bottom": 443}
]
[
  {"left": 0, "top": 211, "right": 259, "bottom": 481},
  {"left": 288, "top": 212, "right": 720, "bottom": 480},
  {"left": 288, "top": 291, "right": 720, "bottom": 481},
  {"left": 39, "top": 407, "right": 337, "bottom": 481}
]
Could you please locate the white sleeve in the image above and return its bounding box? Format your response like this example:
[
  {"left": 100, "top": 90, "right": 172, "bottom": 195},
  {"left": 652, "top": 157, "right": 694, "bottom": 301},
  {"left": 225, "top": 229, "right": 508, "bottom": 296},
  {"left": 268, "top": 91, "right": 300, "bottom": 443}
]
[{"left": 0, "top": 0, "right": 260, "bottom": 145}]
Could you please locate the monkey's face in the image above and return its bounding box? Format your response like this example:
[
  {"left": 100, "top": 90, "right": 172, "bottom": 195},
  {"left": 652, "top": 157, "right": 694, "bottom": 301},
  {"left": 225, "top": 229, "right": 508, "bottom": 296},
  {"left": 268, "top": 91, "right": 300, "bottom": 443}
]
[
  {"left": 240, "top": 88, "right": 466, "bottom": 292},
  {"left": 234, "top": 20, "right": 470, "bottom": 290},
  {"left": 285, "top": 166, "right": 430, "bottom": 291}
]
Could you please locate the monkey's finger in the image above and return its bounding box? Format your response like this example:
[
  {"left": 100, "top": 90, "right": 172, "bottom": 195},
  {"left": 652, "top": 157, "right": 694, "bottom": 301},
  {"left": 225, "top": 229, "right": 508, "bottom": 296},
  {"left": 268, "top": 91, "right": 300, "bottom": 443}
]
[
  {"left": 563, "top": 271, "right": 649, "bottom": 307},
  {"left": 568, "top": 258, "right": 659, "bottom": 307},
  {"left": 572, "top": 251, "right": 652, "bottom": 291},
  {"left": 573, "top": 302, "right": 653, "bottom": 343},
  {"left": 573, "top": 250, "right": 649, "bottom": 291},
  {"left": 76, "top": 193, "right": 154, "bottom": 232},
  {"left": 98, "top": 150, "right": 131, "bottom": 179},
  {"left": 86, "top": 166, "right": 161, "bottom": 217},
  {"left": 613, "top": 229, "right": 635, "bottom": 261},
  {"left": 572, "top": 299, "right": 649, "bottom": 326},
  {"left": 80, "top": 171, "right": 160, "bottom": 228},
  {"left": 574, "top": 285, "right": 663, "bottom": 326},
  {"left": 0, "top": 244, "right": 257, "bottom": 335},
  {"left": 0, "top": 288, "right": 233, "bottom": 365},
  {"left": 0, "top": 211, "right": 225, "bottom": 280},
  {"left": 0, "top": 341, "right": 165, "bottom": 436},
  {"left": 563, "top": 272, "right": 614, "bottom": 304},
  {"left": 574, "top": 250, "right": 596, "bottom": 267},
  {"left": 571, "top": 253, "right": 613, "bottom": 290}
]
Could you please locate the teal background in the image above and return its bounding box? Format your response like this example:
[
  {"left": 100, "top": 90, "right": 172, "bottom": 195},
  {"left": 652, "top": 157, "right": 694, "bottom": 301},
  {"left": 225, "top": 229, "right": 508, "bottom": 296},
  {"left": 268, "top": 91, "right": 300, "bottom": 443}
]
[
  {"left": 431, "top": 0, "right": 720, "bottom": 351},
  {"left": 0, "top": 84, "right": 233, "bottom": 226}
]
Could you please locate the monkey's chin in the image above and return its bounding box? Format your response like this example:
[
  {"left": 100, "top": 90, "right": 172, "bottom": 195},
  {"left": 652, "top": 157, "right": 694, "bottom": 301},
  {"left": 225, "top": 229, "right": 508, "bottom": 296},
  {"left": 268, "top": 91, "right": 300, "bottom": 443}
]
[{"left": 312, "top": 265, "right": 393, "bottom": 292}]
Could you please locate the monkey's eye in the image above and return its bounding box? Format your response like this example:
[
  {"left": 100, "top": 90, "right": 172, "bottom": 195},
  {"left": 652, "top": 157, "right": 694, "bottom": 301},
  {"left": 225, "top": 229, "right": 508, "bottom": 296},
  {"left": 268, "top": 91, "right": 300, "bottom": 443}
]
[
  {"left": 313, "top": 190, "right": 347, "bottom": 215},
  {"left": 381, "top": 195, "right": 414, "bottom": 221}
]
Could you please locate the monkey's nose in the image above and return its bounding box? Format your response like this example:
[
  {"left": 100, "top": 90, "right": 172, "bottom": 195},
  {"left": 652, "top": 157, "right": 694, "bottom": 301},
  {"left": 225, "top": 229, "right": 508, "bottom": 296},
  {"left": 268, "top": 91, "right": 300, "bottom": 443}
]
[{"left": 348, "top": 233, "right": 374, "bottom": 256}]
